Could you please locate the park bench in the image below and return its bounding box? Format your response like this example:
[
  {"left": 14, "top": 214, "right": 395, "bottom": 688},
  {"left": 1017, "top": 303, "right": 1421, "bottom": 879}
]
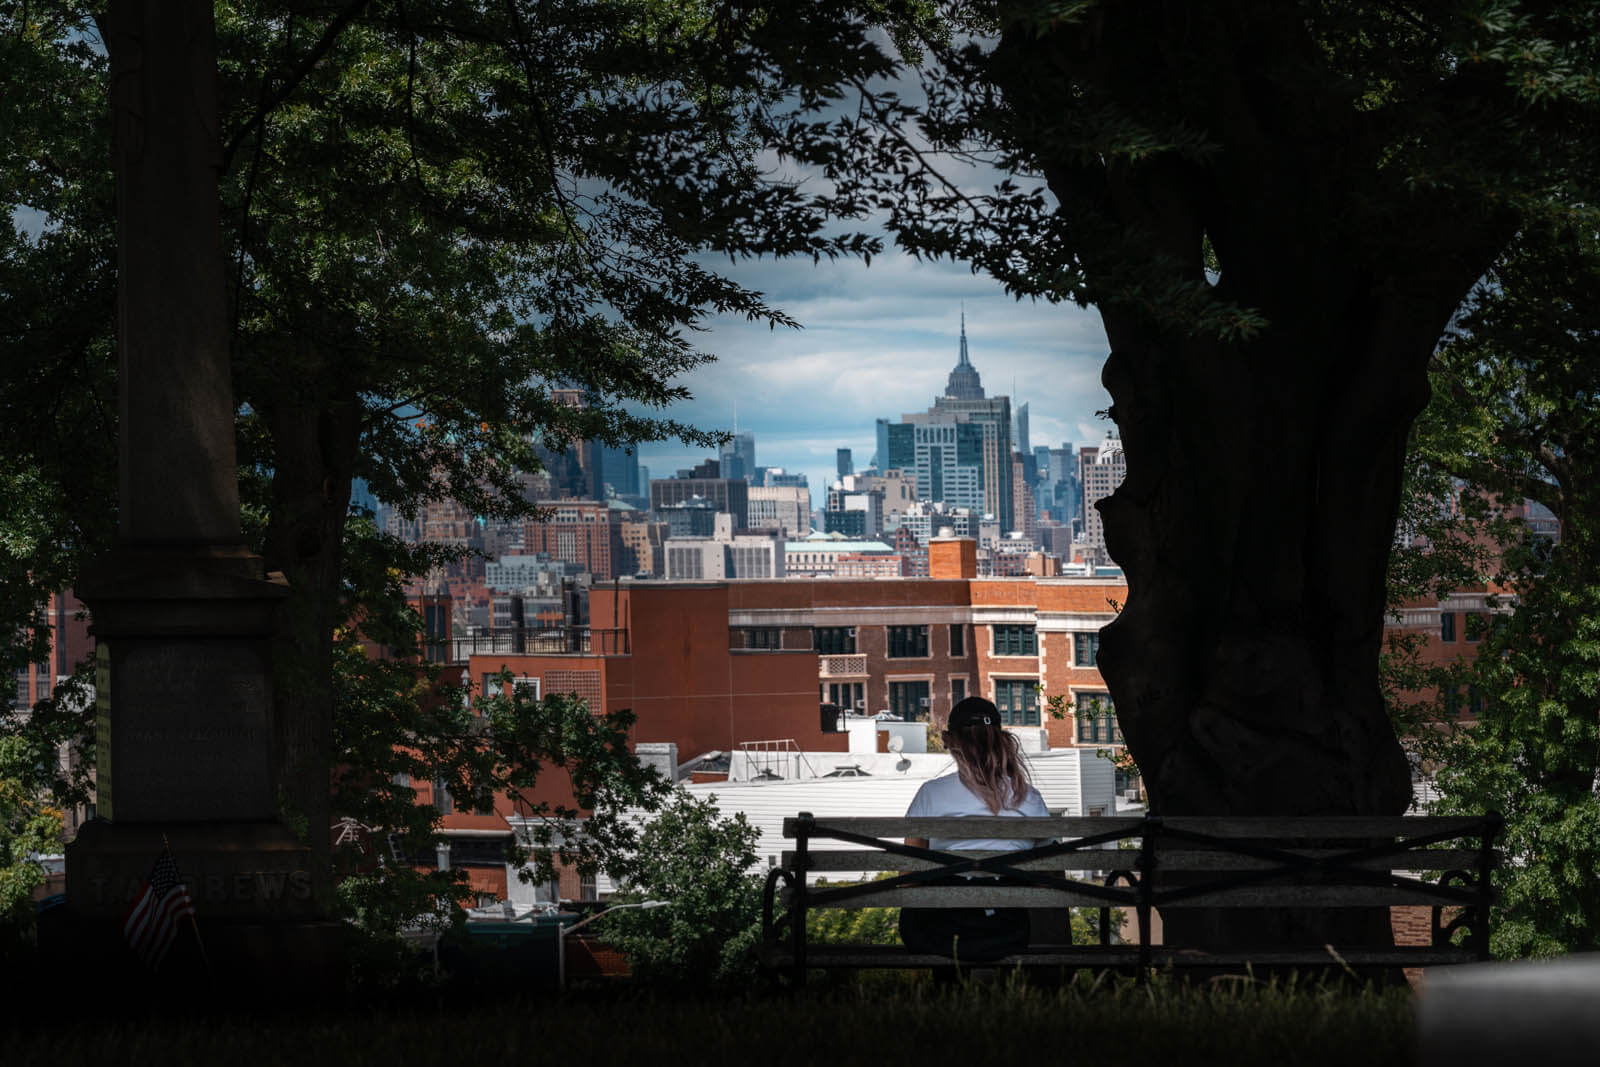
[{"left": 759, "top": 812, "right": 1501, "bottom": 982}]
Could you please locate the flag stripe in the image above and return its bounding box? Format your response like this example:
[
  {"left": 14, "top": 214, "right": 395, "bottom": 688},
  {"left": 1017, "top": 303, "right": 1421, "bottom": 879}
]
[{"left": 121, "top": 846, "right": 196, "bottom": 971}]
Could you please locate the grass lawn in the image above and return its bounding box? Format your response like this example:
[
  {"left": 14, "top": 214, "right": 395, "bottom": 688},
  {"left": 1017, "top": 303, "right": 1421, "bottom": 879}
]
[{"left": 3, "top": 971, "right": 1415, "bottom": 1067}]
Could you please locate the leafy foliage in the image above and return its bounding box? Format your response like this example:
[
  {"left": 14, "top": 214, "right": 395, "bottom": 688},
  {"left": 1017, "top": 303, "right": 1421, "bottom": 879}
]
[
  {"left": 601, "top": 791, "right": 763, "bottom": 988},
  {"left": 1418, "top": 223, "right": 1600, "bottom": 958},
  {"left": 1382, "top": 218, "right": 1600, "bottom": 955},
  {"left": 330, "top": 517, "right": 669, "bottom": 939},
  {"left": 1, "top": 0, "right": 890, "bottom": 942}
]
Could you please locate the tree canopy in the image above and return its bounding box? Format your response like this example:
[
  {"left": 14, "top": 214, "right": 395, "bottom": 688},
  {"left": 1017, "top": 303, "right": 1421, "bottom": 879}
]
[
  {"left": 1390, "top": 222, "right": 1600, "bottom": 957},
  {"left": 1, "top": 0, "right": 890, "bottom": 932}
]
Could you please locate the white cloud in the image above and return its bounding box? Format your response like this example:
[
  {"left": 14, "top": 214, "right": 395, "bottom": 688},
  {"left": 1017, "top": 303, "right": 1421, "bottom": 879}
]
[{"left": 639, "top": 250, "right": 1112, "bottom": 499}]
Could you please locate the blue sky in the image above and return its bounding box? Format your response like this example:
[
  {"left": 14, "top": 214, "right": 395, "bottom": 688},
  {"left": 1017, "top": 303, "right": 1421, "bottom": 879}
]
[{"left": 636, "top": 248, "right": 1116, "bottom": 509}]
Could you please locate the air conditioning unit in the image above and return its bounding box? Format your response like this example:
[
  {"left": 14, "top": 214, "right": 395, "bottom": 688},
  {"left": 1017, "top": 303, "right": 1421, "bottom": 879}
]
[
  {"left": 847, "top": 627, "right": 857, "bottom": 639},
  {"left": 919, "top": 697, "right": 930, "bottom": 707},
  {"left": 854, "top": 698, "right": 866, "bottom": 710}
]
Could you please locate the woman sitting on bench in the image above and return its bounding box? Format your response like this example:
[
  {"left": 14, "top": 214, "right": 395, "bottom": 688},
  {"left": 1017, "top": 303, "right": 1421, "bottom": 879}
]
[{"left": 899, "top": 696, "right": 1048, "bottom": 962}]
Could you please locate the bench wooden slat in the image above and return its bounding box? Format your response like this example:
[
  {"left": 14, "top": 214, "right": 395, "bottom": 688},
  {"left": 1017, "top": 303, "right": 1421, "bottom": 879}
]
[
  {"left": 761, "top": 944, "right": 1148, "bottom": 968},
  {"left": 785, "top": 815, "right": 1495, "bottom": 841},
  {"left": 784, "top": 883, "right": 1465, "bottom": 910},
  {"left": 785, "top": 816, "right": 1142, "bottom": 839},
  {"left": 786, "top": 848, "right": 1488, "bottom": 874},
  {"left": 763, "top": 811, "right": 1498, "bottom": 980},
  {"left": 761, "top": 944, "right": 1482, "bottom": 969},
  {"left": 789, "top": 885, "right": 1126, "bottom": 909}
]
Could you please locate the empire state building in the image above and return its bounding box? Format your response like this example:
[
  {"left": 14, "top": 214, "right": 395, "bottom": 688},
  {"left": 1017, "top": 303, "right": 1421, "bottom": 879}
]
[{"left": 944, "top": 312, "right": 985, "bottom": 400}]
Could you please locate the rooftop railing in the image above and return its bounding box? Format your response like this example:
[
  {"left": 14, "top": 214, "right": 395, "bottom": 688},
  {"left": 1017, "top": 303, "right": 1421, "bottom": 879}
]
[{"left": 450, "top": 626, "right": 630, "bottom": 659}]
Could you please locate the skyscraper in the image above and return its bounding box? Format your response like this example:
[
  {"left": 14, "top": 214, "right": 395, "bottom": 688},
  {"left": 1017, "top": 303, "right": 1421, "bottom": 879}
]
[
  {"left": 881, "top": 313, "right": 1015, "bottom": 529},
  {"left": 836, "top": 447, "right": 853, "bottom": 478},
  {"left": 718, "top": 431, "right": 756, "bottom": 483},
  {"left": 601, "top": 443, "right": 641, "bottom": 497},
  {"left": 1081, "top": 432, "right": 1126, "bottom": 563}
]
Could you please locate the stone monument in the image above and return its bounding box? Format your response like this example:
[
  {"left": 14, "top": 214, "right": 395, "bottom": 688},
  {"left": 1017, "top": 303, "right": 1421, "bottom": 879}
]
[{"left": 62, "top": 0, "right": 339, "bottom": 991}]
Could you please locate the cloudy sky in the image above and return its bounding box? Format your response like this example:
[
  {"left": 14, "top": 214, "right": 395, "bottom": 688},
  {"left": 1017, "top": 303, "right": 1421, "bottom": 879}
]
[{"left": 635, "top": 249, "right": 1116, "bottom": 509}]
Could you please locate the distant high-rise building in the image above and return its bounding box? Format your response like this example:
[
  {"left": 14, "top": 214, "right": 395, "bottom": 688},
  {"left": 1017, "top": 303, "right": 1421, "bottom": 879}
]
[
  {"left": 535, "top": 389, "right": 604, "bottom": 499},
  {"left": 836, "top": 447, "right": 853, "bottom": 478},
  {"left": 651, "top": 461, "right": 749, "bottom": 527},
  {"left": 824, "top": 483, "right": 883, "bottom": 538},
  {"left": 521, "top": 499, "right": 622, "bottom": 580},
  {"left": 658, "top": 496, "right": 721, "bottom": 538},
  {"left": 1081, "top": 432, "right": 1126, "bottom": 563},
  {"left": 880, "top": 314, "right": 1014, "bottom": 528},
  {"left": 1014, "top": 402, "right": 1030, "bottom": 455},
  {"left": 1011, "top": 453, "right": 1038, "bottom": 541},
  {"left": 757, "top": 466, "right": 809, "bottom": 490},
  {"left": 719, "top": 431, "right": 756, "bottom": 482},
  {"left": 944, "top": 310, "right": 985, "bottom": 400},
  {"left": 601, "top": 443, "right": 641, "bottom": 497},
  {"left": 747, "top": 485, "right": 812, "bottom": 537}
]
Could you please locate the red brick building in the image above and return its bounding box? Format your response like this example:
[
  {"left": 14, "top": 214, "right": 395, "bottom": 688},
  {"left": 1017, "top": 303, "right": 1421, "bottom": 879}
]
[{"left": 522, "top": 500, "right": 623, "bottom": 581}]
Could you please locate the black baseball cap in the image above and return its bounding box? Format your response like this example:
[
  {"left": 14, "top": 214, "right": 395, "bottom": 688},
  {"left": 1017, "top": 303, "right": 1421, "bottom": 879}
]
[{"left": 947, "top": 696, "right": 999, "bottom": 731}]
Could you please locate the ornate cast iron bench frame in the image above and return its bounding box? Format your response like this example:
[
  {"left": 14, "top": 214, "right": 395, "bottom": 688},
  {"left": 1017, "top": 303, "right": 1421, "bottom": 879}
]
[{"left": 760, "top": 812, "right": 1501, "bottom": 983}]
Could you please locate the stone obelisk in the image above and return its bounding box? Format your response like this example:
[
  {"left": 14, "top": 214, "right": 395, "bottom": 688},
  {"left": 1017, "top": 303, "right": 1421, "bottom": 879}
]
[{"left": 65, "top": 0, "right": 338, "bottom": 989}]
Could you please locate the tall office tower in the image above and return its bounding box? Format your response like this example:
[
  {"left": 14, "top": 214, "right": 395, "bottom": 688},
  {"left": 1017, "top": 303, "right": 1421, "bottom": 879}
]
[
  {"left": 944, "top": 309, "right": 984, "bottom": 400},
  {"left": 535, "top": 389, "right": 605, "bottom": 499},
  {"left": 521, "top": 499, "right": 623, "bottom": 580},
  {"left": 600, "top": 443, "right": 641, "bottom": 497},
  {"left": 1014, "top": 401, "right": 1030, "bottom": 454},
  {"left": 1080, "top": 432, "right": 1127, "bottom": 563},
  {"left": 747, "top": 485, "right": 812, "bottom": 537},
  {"left": 875, "top": 418, "right": 892, "bottom": 476},
  {"left": 650, "top": 462, "right": 750, "bottom": 528},
  {"left": 883, "top": 314, "right": 1015, "bottom": 528},
  {"left": 848, "top": 469, "right": 917, "bottom": 533},
  {"left": 824, "top": 483, "right": 883, "bottom": 537},
  {"left": 929, "top": 313, "right": 1013, "bottom": 527},
  {"left": 719, "top": 431, "right": 756, "bottom": 482},
  {"left": 758, "top": 467, "right": 810, "bottom": 489},
  {"left": 836, "top": 447, "right": 853, "bottom": 478},
  {"left": 1011, "top": 452, "right": 1038, "bottom": 541}
]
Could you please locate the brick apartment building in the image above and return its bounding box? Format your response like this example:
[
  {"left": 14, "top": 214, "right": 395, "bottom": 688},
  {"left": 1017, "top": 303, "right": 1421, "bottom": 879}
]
[{"left": 520, "top": 499, "right": 623, "bottom": 581}]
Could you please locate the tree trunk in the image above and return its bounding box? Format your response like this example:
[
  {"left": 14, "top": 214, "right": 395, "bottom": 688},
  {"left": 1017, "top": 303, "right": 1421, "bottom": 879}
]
[{"left": 258, "top": 360, "right": 361, "bottom": 906}]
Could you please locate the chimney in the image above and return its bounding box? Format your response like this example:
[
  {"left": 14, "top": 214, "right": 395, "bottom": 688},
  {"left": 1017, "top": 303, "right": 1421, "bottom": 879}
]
[{"left": 928, "top": 535, "right": 978, "bottom": 580}]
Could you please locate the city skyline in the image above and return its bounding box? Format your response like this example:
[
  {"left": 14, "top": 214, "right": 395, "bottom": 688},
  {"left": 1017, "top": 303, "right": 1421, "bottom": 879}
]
[{"left": 633, "top": 248, "right": 1115, "bottom": 508}]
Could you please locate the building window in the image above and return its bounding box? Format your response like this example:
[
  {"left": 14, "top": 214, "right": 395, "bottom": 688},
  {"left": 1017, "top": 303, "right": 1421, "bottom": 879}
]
[
  {"left": 888, "top": 679, "right": 932, "bottom": 721},
  {"left": 814, "top": 627, "right": 857, "bottom": 654},
  {"left": 433, "top": 778, "right": 454, "bottom": 815},
  {"left": 423, "top": 601, "right": 449, "bottom": 663},
  {"left": 1440, "top": 611, "right": 1456, "bottom": 643},
  {"left": 949, "top": 624, "right": 966, "bottom": 657},
  {"left": 887, "top": 625, "right": 929, "bottom": 658},
  {"left": 1074, "top": 691, "right": 1121, "bottom": 744},
  {"left": 579, "top": 870, "right": 598, "bottom": 901},
  {"left": 992, "top": 625, "right": 1037, "bottom": 657},
  {"left": 1074, "top": 631, "right": 1101, "bottom": 667},
  {"left": 951, "top": 677, "right": 966, "bottom": 704},
  {"left": 743, "top": 628, "right": 782, "bottom": 650},
  {"left": 824, "top": 681, "right": 866, "bottom": 712},
  {"left": 1465, "top": 613, "right": 1486, "bottom": 643},
  {"left": 994, "top": 679, "right": 1040, "bottom": 726}
]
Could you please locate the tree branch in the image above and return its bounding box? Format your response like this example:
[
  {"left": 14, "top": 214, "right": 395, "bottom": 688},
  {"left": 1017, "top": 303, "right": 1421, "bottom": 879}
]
[{"left": 220, "top": 0, "right": 371, "bottom": 175}]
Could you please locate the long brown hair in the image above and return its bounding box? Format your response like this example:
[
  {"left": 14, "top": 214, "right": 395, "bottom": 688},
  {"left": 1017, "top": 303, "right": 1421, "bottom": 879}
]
[{"left": 944, "top": 702, "right": 1032, "bottom": 814}]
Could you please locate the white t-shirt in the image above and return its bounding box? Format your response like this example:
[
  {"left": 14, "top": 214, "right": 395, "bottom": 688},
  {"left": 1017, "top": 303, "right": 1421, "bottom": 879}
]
[{"left": 905, "top": 771, "right": 1049, "bottom": 852}]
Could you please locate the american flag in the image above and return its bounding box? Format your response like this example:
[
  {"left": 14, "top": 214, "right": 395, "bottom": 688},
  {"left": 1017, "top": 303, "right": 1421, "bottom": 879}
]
[{"left": 123, "top": 845, "right": 196, "bottom": 971}]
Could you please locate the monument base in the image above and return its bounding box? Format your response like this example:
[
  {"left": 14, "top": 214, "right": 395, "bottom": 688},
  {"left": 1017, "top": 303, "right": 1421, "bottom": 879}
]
[{"left": 60, "top": 820, "right": 345, "bottom": 1004}]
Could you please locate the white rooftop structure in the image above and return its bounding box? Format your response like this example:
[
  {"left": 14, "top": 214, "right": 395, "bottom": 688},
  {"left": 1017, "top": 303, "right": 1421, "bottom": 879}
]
[{"left": 593, "top": 743, "right": 1117, "bottom": 892}]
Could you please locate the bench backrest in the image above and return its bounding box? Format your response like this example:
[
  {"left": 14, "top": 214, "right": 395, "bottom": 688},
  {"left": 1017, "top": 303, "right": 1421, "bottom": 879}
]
[{"left": 779, "top": 813, "right": 1500, "bottom": 913}]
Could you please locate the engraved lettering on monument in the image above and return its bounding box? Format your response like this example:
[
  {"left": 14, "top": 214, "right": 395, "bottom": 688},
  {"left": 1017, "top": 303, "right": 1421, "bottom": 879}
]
[
  {"left": 95, "top": 644, "right": 114, "bottom": 819},
  {"left": 111, "top": 641, "right": 274, "bottom": 820}
]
